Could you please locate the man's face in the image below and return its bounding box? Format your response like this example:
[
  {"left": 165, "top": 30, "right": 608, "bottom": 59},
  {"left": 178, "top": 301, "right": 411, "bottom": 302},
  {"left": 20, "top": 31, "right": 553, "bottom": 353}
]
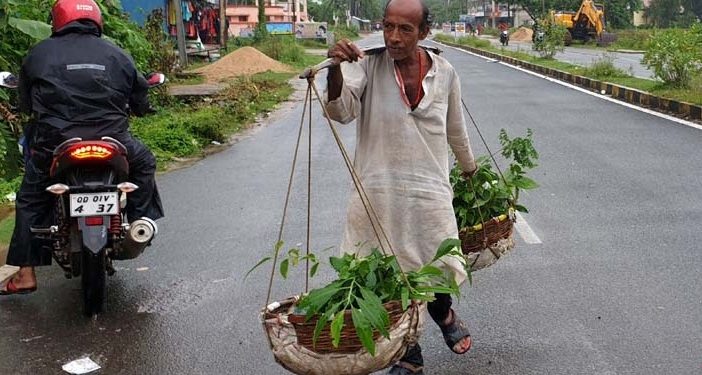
[{"left": 383, "top": 0, "right": 428, "bottom": 61}]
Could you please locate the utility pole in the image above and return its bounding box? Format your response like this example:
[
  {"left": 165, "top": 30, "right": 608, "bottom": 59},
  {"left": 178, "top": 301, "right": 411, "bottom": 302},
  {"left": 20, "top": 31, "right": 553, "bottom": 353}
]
[
  {"left": 174, "top": 0, "right": 188, "bottom": 68},
  {"left": 491, "top": 0, "right": 495, "bottom": 28},
  {"left": 220, "top": 0, "right": 227, "bottom": 47}
]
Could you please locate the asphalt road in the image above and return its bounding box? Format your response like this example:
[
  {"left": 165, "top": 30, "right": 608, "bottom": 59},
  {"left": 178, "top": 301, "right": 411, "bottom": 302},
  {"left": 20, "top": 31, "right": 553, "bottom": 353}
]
[{"left": 1, "top": 36, "right": 701, "bottom": 374}]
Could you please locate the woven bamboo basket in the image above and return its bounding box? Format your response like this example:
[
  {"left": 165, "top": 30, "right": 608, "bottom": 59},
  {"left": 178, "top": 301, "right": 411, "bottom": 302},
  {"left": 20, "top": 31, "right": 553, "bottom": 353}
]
[
  {"left": 459, "top": 211, "right": 516, "bottom": 271},
  {"left": 287, "top": 300, "right": 407, "bottom": 353},
  {"left": 261, "top": 296, "right": 424, "bottom": 375}
]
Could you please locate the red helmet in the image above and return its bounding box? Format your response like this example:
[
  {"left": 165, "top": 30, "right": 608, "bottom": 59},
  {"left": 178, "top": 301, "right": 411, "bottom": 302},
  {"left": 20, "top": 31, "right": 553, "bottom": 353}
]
[{"left": 51, "top": 0, "right": 103, "bottom": 33}]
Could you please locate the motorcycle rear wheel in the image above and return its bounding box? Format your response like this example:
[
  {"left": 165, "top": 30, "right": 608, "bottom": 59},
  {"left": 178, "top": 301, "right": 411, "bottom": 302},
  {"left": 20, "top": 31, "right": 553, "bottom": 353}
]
[{"left": 81, "top": 249, "right": 107, "bottom": 316}]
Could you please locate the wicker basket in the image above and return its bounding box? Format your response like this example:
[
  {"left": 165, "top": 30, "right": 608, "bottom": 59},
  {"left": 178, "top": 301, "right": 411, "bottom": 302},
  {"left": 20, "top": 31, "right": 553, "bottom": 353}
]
[
  {"left": 287, "top": 300, "right": 406, "bottom": 353},
  {"left": 459, "top": 212, "right": 516, "bottom": 271},
  {"left": 459, "top": 213, "right": 514, "bottom": 254},
  {"left": 261, "top": 297, "right": 424, "bottom": 375}
]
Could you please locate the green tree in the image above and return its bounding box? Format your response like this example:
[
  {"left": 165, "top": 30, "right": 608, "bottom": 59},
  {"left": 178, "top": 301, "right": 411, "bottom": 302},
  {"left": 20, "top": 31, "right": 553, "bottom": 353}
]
[
  {"left": 646, "top": 0, "right": 698, "bottom": 27},
  {"left": 308, "top": 0, "right": 383, "bottom": 24},
  {"left": 426, "top": 0, "right": 464, "bottom": 24},
  {"left": 256, "top": 0, "right": 268, "bottom": 37},
  {"left": 605, "top": 0, "right": 642, "bottom": 29}
]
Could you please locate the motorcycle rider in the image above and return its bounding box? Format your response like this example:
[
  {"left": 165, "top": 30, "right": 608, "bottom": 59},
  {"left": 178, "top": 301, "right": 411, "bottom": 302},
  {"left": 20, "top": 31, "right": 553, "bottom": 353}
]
[
  {"left": 499, "top": 21, "right": 509, "bottom": 45},
  {"left": 1, "top": 0, "right": 164, "bottom": 295}
]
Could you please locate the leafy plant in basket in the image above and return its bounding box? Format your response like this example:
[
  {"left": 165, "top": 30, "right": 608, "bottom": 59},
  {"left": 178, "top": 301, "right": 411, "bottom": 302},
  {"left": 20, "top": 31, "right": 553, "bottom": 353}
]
[
  {"left": 250, "top": 238, "right": 469, "bottom": 356},
  {"left": 450, "top": 128, "right": 539, "bottom": 230}
]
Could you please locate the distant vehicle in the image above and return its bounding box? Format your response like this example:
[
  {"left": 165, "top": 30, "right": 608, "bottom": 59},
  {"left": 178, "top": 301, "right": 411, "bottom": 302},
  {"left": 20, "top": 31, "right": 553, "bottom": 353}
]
[{"left": 500, "top": 30, "right": 509, "bottom": 46}]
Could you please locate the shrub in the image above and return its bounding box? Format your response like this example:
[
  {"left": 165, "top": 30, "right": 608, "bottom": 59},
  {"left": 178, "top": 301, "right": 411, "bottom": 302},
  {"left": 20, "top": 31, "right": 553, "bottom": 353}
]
[
  {"left": 255, "top": 35, "right": 306, "bottom": 66},
  {"left": 332, "top": 25, "right": 359, "bottom": 42},
  {"left": 584, "top": 54, "right": 631, "bottom": 79},
  {"left": 481, "top": 27, "right": 500, "bottom": 37},
  {"left": 643, "top": 25, "right": 702, "bottom": 88},
  {"left": 612, "top": 29, "right": 652, "bottom": 50},
  {"left": 0, "top": 175, "right": 22, "bottom": 204},
  {"left": 532, "top": 22, "right": 568, "bottom": 59},
  {"left": 433, "top": 34, "right": 491, "bottom": 49},
  {"left": 130, "top": 113, "right": 200, "bottom": 158}
]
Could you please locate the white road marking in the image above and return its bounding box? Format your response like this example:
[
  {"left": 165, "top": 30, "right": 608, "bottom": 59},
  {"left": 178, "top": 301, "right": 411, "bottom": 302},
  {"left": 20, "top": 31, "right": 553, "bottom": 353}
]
[
  {"left": 438, "top": 42, "right": 702, "bottom": 131},
  {"left": 514, "top": 212, "right": 542, "bottom": 244}
]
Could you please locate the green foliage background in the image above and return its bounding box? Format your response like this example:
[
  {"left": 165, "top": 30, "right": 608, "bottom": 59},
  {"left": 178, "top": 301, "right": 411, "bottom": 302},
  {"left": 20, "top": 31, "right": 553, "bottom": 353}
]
[{"left": 643, "top": 24, "right": 702, "bottom": 88}]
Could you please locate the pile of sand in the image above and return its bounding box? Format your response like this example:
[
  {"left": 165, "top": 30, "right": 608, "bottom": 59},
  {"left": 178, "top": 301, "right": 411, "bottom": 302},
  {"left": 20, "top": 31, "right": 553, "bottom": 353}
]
[
  {"left": 192, "top": 47, "right": 294, "bottom": 82},
  {"left": 510, "top": 27, "right": 534, "bottom": 42}
]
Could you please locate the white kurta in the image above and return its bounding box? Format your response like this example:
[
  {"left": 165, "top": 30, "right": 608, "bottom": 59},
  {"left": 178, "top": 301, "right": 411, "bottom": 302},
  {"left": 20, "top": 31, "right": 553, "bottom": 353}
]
[{"left": 324, "top": 49, "right": 476, "bottom": 284}]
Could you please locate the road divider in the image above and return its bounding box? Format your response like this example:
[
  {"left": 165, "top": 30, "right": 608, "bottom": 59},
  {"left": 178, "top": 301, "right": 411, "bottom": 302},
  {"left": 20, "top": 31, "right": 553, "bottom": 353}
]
[{"left": 437, "top": 41, "right": 702, "bottom": 123}]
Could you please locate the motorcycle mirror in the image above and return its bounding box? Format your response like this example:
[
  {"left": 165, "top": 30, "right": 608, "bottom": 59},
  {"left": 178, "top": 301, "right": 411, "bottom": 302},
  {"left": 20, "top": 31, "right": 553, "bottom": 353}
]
[
  {"left": 145, "top": 72, "right": 167, "bottom": 88},
  {"left": 0, "top": 72, "right": 18, "bottom": 89}
]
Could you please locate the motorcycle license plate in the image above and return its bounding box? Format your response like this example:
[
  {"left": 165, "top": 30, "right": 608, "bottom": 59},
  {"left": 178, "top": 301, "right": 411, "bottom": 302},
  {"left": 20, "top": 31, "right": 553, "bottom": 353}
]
[{"left": 69, "top": 192, "right": 119, "bottom": 217}]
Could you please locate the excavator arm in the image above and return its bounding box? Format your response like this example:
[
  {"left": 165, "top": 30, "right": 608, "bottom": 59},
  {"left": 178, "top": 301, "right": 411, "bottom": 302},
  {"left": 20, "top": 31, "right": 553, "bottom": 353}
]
[{"left": 573, "top": 0, "right": 604, "bottom": 35}]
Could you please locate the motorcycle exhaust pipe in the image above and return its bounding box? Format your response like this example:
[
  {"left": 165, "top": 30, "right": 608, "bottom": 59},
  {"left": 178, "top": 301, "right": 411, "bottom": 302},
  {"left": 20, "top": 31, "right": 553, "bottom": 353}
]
[{"left": 116, "top": 217, "right": 157, "bottom": 260}]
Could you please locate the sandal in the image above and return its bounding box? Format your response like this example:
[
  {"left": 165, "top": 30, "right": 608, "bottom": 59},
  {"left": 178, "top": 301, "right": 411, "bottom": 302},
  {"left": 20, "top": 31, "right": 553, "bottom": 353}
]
[
  {"left": 0, "top": 278, "right": 37, "bottom": 296},
  {"left": 388, "top": 344, "right": 424, "bottom": 374},
  {"left": 387, "top": 361, "right": 424, "bottom": 375},
  {"left": 439, "top": 309, "right": 472, "bottom": 354}
]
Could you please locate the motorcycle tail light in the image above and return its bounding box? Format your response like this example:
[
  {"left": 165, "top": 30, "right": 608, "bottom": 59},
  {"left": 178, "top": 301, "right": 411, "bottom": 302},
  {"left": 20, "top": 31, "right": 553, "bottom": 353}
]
[
  {"left": 85, "top": 216, "right": 104, "bottom": 226},
  {"left": 69, "top": 144, "right": 114, "bottom": 160},
  {"left": 117, "top": 182, "right": 139, "bottom": 193},
  {"left": 46, "top": 183, "right": 70, "bottom": 195}
]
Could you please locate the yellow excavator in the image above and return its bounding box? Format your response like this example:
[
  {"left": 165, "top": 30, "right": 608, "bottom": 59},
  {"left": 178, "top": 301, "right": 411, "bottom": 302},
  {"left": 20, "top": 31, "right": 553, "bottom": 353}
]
[{"left": 551, "top": 0, "right": 606, "bottom": 45}]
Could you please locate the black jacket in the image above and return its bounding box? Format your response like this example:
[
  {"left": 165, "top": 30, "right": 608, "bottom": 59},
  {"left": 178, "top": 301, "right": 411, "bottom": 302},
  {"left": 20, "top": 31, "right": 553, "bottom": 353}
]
[{"left": 19, "top": 21, "right": 150, "bottom": 148}]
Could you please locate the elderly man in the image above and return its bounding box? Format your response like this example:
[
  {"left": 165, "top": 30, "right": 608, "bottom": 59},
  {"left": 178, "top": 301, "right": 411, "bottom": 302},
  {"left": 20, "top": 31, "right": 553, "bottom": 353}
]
[{"left": 324, "top": 0, "right": 477, "bottom": 373}]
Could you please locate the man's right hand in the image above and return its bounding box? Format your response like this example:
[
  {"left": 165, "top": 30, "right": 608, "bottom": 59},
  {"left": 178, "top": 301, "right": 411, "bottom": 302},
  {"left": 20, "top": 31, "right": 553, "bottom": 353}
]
[
  {"left": 326, "top": 39, "right": 364, "bottom": 101},
  {"left": 327, "top": 39, "right": 365, "bottom": 65}
]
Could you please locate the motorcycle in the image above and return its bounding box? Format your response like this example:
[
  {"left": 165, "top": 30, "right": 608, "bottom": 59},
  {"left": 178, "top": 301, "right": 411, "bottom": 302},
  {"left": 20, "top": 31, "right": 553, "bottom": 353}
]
[
  {"left": 0, "top": 71, "right": 165, "bottom": 316},
  {"left": 500, "top": 30, "right": 510, "bottom": 46}
]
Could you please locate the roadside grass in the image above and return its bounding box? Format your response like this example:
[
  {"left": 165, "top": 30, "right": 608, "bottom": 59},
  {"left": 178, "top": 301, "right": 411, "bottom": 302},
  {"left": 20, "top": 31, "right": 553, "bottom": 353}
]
[
  {"left": 610, "top": 29, "right": 653, "bottom": 51},
  {"left": 0, "top": 214, "right": 13, "bottom": 248},
  {"left": 132, "top": 71, "right": 295, "bottom": 168},
  {"left": 434, "top": 34, "right": 702, "bottom": 106}
]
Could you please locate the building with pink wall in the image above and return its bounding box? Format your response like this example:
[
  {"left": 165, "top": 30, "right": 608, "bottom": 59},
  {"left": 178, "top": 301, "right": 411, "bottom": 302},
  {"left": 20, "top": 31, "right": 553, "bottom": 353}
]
[{"left": 225, "top": 0, "right": 308, "bottom": 37}]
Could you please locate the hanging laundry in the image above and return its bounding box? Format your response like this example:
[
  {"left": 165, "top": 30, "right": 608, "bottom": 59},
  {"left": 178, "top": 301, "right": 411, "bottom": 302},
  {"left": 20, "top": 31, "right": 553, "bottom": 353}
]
[
  {"left": 181, "top": 0, "right": 192, "bottom": 21},
  {"left": 169, "top": 0, "right": 177, "bottom": 25}
]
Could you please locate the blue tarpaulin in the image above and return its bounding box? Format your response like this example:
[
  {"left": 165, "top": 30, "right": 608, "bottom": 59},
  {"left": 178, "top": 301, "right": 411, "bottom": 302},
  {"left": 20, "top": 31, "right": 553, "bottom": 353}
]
[{"left": 120, "top": 0, "right": 167, "bottom": 26}]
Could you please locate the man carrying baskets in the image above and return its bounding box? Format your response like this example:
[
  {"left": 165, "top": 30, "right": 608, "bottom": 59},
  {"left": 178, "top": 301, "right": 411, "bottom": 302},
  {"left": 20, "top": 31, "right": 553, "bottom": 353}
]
[{"left": 324, "top": 0, "right": 478, "bottom": 373}]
